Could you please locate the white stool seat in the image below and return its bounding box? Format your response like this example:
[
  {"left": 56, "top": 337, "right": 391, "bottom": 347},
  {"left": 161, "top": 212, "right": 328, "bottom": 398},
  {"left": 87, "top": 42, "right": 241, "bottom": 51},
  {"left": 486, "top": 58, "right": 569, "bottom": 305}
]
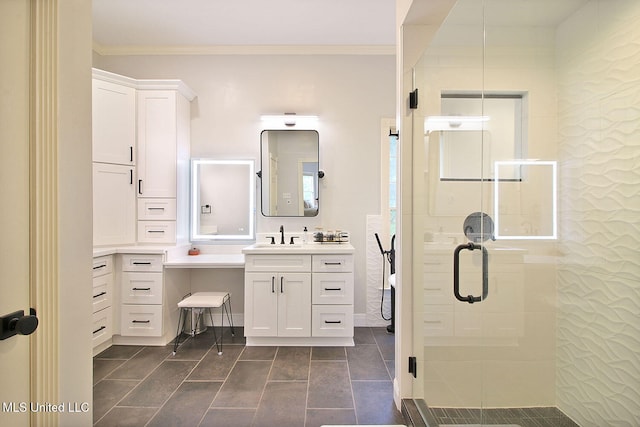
[
  {"left": 178, "top": 292, "right": 229, "bottom": 308},
  {"left": 173, "top": 291, "right": 234, "bottom": 356}
]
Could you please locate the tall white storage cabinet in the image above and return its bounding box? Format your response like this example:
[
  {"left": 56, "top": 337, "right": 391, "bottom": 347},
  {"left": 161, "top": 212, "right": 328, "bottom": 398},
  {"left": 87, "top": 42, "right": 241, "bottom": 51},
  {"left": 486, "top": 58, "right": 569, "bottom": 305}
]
[
  {"left": 136, "top": 85, "right": 194, "bottom": 245},
  {"left": 92, "top": 70, "right": 137, "bottom": 246}
]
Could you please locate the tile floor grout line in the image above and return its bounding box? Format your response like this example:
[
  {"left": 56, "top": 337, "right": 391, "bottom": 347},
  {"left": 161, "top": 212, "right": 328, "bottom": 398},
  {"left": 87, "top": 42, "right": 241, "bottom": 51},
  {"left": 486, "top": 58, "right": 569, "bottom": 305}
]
[
  {"left": 345, "top": 343, "right": 359, "bottom": 425},
  {"left": 141, "top": 342, "right": 206, "bottom": 427},
  {"left": 93, "top": 347, "right": 171, "bottom": 426},
  {"left": 245, "top": 345, "right": 277, "bottom": 427},
  {"left": 303, "top": 347, "right": 312, "bottom": 427},
  {"left": 205, "top": 330, "right": 245, "bottom": 412}
]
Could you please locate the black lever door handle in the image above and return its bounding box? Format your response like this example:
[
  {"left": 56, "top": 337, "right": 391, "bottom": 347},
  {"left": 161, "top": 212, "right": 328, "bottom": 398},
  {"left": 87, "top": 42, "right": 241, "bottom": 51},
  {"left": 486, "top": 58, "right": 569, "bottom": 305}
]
[
  {"left": 453, "top": 243, "right": 488, "bottom": 304},
  {"left": 0, "top": 308, "right": 39, "bottom": 340}
]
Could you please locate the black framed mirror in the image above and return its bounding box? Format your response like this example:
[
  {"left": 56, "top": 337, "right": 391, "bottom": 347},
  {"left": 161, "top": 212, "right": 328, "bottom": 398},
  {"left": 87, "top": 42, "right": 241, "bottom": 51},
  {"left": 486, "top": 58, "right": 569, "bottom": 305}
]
[{"left": 259, "top": 129, "right": 319, "bottom": 217}]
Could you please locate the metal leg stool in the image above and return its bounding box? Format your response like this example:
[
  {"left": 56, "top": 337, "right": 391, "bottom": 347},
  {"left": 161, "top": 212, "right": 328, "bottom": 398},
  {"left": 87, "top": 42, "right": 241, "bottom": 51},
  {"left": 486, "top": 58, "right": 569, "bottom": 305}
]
[{"left": 172, "top": 291, "right": 234, "bottom": 355}]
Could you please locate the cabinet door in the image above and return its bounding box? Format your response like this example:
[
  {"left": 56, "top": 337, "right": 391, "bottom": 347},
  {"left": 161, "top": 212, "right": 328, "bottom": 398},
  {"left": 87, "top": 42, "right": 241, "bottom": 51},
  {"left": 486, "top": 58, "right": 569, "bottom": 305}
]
[
  {"left": 244, "top": 272, "right": 278, "bottom": 336},
  {"left": 92, "top": 79, "right": 135, "bottom": 165},
  {"left": 277, "top": 273, "right": 311, "bottom": 337},
  {"left": 137, "top": 90, "right": 177, "bottom": 198},
  {"left": 93, "top": 163, "right": 136, "bottom": 245}
]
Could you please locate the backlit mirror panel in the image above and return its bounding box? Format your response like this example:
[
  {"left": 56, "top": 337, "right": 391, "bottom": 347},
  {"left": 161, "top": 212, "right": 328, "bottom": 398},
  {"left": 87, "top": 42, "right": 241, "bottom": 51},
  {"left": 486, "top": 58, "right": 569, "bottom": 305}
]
[{"left": 191, "top": 159, "right": 255, "bottom": 240}]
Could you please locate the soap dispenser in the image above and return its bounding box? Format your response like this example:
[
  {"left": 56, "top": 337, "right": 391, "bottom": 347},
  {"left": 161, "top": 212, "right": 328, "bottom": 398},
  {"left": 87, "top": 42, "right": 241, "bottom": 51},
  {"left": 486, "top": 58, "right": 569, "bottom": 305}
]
[{"left": 302, "top": 226, "right": 308, "bottom": 244}]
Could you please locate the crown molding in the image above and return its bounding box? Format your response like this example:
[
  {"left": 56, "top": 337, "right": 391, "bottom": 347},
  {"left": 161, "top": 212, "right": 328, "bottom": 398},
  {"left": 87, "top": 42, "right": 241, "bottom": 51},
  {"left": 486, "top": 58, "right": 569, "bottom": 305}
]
[
  {"left": 92, "top": 42, "right": 395, "bottom": 56},
  {"left": 92, "top": 68, "right": 197, "bottom": 100}
]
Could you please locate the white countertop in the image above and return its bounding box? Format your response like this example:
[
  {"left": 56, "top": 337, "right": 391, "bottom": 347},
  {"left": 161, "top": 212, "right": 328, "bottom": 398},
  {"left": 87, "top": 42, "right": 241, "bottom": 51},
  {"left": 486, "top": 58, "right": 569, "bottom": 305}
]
[
  {"left": 242, "top": 242, "right": 355, "bottom": 255},
  {"left": 163, "top": 253, "right": 245, "bottom": 268},
  {"left": 94, "top": 241, "right": 355, "bottom": 268},
  {"left": 93, "top": 245, "right": 171, "bottom": 257}
]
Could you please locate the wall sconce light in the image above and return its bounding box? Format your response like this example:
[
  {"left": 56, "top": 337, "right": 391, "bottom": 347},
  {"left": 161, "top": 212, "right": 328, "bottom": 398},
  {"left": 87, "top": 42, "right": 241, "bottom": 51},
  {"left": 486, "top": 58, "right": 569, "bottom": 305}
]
[{"left": 261, "top": 113, "right": 319, "bottom": 129}]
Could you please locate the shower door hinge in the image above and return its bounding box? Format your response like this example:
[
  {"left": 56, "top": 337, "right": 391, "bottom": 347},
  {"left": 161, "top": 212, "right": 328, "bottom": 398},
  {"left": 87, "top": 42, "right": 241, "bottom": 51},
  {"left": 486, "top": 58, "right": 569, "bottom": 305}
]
[
  {"left": 409, "top": 89, "right": 418, "bottom": 109},
  {"left": 408, "top": 356, "right": 417, "bottom": 378}
]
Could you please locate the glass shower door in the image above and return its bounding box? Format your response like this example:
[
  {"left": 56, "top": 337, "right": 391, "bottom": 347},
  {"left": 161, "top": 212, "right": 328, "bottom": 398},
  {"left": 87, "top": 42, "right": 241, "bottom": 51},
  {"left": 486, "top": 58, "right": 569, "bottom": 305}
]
[{"left": 411, "top": 0, "right": 563, "bottom": 425}]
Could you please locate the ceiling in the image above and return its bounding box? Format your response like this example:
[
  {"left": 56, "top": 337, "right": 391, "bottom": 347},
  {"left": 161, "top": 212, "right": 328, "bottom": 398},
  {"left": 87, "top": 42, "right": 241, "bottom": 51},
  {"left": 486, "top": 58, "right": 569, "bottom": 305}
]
[
  {"left": 92, "top": 0, "right": 589, "bottom": 55},
  {"left": 92, "top": 0, "right": 397, "bottom": 54}
]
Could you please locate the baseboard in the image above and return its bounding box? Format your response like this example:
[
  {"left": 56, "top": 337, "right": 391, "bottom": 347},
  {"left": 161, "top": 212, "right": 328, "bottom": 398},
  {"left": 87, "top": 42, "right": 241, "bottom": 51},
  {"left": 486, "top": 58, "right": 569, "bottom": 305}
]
[{"left": 354, "top": 313, "right": 367, "bottom": 327}]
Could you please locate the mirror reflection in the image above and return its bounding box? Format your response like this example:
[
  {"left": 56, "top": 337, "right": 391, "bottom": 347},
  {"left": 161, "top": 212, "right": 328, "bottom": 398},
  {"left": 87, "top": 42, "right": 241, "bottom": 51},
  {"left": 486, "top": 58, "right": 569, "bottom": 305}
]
[
  {"left": 191, "top": 159, "right": 255, "bottom": 240},
  {"left": 260, "top": 130, "right": 319, "bottom": 217},
  {"left": 432, "top": 94, "right": 526, "bottom": 181}
]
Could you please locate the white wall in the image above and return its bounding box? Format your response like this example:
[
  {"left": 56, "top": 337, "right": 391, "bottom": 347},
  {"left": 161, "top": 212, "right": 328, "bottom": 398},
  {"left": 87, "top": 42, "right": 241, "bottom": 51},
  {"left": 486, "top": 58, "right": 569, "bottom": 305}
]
[
  {"left": 94, "top": 53, "right": 396, "bottom": 317},
  {"left": 556, "top": 1, "right": 640, "bottom": 425}
]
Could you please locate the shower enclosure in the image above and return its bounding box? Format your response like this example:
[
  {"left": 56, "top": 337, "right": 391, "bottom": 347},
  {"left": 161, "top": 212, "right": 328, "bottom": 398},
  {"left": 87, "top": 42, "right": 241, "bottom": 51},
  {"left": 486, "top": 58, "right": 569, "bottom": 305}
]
[{"left": 403, "top": 1, "right": 640, "bottom": 426}]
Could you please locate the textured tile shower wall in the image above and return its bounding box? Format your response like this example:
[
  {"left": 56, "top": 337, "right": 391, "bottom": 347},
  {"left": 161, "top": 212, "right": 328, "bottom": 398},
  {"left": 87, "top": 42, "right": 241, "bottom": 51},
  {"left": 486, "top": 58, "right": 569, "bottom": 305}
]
[{"left": 556, "top": 1, "right": 640, "bottom": 426}]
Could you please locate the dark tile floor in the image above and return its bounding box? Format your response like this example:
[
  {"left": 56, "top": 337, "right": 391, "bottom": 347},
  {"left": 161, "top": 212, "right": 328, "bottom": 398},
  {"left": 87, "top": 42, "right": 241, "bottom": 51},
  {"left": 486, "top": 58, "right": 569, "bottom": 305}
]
[
  {"left": 93, "top": 327, "right": 405, "bottom": 427},
  {"left": 426, "top": 406, "right": 580, "bottom": 427}
]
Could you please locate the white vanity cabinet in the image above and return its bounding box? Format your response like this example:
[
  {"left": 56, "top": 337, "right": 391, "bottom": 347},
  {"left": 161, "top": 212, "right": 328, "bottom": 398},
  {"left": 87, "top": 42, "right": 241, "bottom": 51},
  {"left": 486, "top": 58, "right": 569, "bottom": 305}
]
[
  {"left": 136, "top": 87, "right": 194, "bottom": 244},
  {"left": 92, "top": 255, "right": 114, "bottom": 355},
  {"left": 243, "top": 247, "right": 354, "bottom": 346},
  {"left": 311, "top": 254, "right": 354, "bottom": 337},
  {"left": 118, "top": 254, "right": 165, "bottom": 338},
  {"left": 244, "top": 255, "right": 312, "bottom": 338}
]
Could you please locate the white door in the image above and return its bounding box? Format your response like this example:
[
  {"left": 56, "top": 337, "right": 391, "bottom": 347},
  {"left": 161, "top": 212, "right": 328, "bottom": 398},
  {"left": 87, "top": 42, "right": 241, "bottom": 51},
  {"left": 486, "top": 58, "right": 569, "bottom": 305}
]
[
  {"left": 0, "top": 1, "right": 32, "bottom": 425},
  {"left": 277, "top": 273, "right": 311, "bottom": 337}
]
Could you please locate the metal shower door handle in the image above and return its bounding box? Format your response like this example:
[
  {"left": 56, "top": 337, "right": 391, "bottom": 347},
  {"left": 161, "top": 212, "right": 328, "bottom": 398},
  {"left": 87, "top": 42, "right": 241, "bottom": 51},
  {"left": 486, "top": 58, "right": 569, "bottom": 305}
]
[{"left": 453, "top": 242, "right": 488, "bottom": 303}]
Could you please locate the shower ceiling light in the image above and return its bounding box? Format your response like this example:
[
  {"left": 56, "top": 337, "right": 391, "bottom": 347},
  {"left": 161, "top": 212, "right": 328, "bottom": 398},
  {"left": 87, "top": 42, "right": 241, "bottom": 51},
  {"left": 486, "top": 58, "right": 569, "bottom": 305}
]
[{"left": 424, "top": 115, "right": 490, "bottom": 134}]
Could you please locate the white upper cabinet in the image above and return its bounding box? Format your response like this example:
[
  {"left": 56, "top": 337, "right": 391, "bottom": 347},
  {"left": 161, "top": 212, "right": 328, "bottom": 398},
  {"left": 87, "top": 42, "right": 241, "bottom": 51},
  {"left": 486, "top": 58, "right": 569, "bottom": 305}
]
[
  {"left": 137, "top": 89, "right": 191, "bottom": 199},
  {"left": 92, "top": 77, "right": 136, "bottom": 165}
]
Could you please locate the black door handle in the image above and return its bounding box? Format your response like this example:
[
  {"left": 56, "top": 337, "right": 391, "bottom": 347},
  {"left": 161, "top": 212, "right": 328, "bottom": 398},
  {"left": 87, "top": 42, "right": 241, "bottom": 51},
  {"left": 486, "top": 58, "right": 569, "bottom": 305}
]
[
  {"left": 0, "top": 308, "right": 39, "bottom": 340},
  {"left": 453, "top": 243, "right": 488, "bottom": 304}
]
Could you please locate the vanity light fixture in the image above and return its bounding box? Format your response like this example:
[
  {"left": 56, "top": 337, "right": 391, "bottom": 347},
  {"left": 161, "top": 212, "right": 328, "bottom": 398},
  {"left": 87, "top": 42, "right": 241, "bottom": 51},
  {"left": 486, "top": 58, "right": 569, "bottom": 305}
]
[
  {"left": 260, "top": 113, "right": 319, "bottom": 129},
  {"left": 424, "top": 115, "right": 490, "bottom": 134}
]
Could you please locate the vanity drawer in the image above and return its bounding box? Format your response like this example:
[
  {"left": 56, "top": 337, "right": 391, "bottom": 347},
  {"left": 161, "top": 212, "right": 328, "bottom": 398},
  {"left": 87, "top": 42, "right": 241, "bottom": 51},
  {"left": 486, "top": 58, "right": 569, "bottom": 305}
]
[
  {"left": 137, "top": 198, "right": 176, "bottom": 220},
  {"left": 121, "top": 254, "right": 164, "bottom": 272},
  {"left": 92, "top": 255, "right": 113, "bottom": 278},
  {"left": 137, "top": 220, "right": 176, "bottom": 244},
  {"left": 121, "top": 272, "right": 163, "bottom": 304},
  {"left": 312, "top": 305, "right": 353, "bottom": 337},
  {"left": 312, "top": 254, "right": 353, "bottom": 273},
  {"left": 92, "top": 306, "right": 112, "bottom": 347},
  {"left": 120, "top": 304, "right": 163, "bottom": 337},
  {"left": 245, "top": 254, "right": 311, "bottom": 272},
  {"left": 92, "top": 274, "right": 113, "bottom": 313},
  {"left": 312, "top": 273, "right": 353, "bottom": 305}
]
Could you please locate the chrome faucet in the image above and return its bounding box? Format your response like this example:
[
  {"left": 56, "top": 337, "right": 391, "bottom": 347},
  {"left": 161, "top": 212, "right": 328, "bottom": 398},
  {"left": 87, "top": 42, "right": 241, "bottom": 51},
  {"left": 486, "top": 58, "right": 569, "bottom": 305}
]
[{"left": 279, "top": 225, "right": 285, "bottom": 245}]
